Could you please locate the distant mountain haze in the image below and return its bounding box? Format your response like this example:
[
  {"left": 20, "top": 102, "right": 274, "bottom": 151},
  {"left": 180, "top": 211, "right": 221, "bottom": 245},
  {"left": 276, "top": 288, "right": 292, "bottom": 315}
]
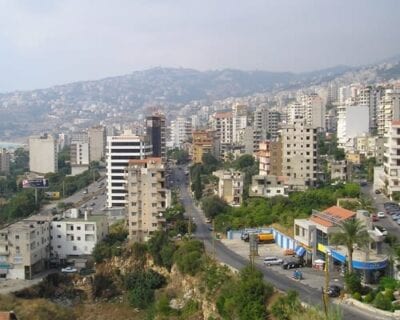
[{"left": 0, "top": 59, "right": 399, "bottom": 140}]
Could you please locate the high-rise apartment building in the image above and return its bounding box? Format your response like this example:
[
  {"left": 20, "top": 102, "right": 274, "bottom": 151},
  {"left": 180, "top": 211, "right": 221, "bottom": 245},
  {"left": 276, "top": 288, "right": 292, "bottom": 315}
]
[
  {"left": 145, "top": 114, "right": 166, "bottom": 161},
  {"left": 232, "top": 104, "right": 248, "bottom": 144},
  {"left": 254, "top": 105, "right": 281, "bottom": 140},
  {"left": 0, "top": 149, "right": 10, "bottom": 175},
  {"left": 357, "top": 86, "right": 384, "bottom": 133},
  {"left": 88, "top": 126, "right": 106, "bottom": 162},
  {"left": 29, "top": 134, "right": 58, "bottom": 174},
  {"left": 170, "top": 117, "right": 192, "bottom": 148},
  {"left": 337, "top": 104, "right": 369, "bottom": 150},
  {"left": 70, "top": 132, "right": 89, "bottom": 175},
  {"left": 377, "top": 89, "right": 400, "bottom": 136},
  {"left": 287, "top": 94, "right": 325, "bottom": 130},
  {"left": 383, "top": 120, "right": 400, "bottom": 198},
  {"left": 126, "top": 158, "right": 166, "bottom": 241},
  {"left": 210, "top": 111, "right": 233, "bottom": 144},
  {"left": 281, "top": 122, "right": 318, "bottom": 190},
  {"left": 192, "top": 130, "right": 219, "bottom": 164},
  {"left": 106, "top": 131, "right": 152, "bottom": 208}
]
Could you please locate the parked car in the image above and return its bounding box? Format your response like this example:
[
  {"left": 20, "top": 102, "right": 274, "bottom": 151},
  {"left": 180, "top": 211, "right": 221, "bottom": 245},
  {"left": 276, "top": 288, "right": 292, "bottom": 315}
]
[
  {"left": 375, "top": 189, "right": 382, "bottom": 194},
  {"left": 374, "top": 225, "right": 388, "bottom": 236},
  {"left": 392, "top": 214, "right": 400, "bottom": 221},
  {"left": 61, "top": 266, "right": 77, "bottom": 273},
  {"left": 90, "top": 202, "right": 95, "bottom": 206},
  {"left": 282, "top": 260, "right": 303, "bottom": 269},
  {"left": 371, "top": 214, "right": 378, "bottom": 222},
  {"left": 327, "top": 285, "right": 341, "bottom": 297},
  {"left": 263, "top": 257, "right": 283, "bottom": 266},
  {"left": 377, "top": 212, "right": 385, "bottom": 218}
]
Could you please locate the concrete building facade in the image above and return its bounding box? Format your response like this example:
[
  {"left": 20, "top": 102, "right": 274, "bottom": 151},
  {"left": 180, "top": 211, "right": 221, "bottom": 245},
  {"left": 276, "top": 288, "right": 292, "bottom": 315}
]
[
  {"left": 0, "top": 149, "right": 10, "bottom": 175},
  {"left": 50, "top": 211, "right": 108, "bottom": 260},
  {"left": 145, "top": 114, "right": 166, "bottom": 162},
  {"left": 0, "top": 215, "right": 51, "bottom": 279},
  {"left": 213, "top": 169, "right": 244, "bottom": 206},
  {"left": 126, "top": 158, "right": 166, "bottom": 242},
  {"left": 281, "top": 122, "right": 318, "bottom": 190},
  {"left": 88, "top": 126, "right": 106, "bottom": 162},
  {"left": 29, "top": 134, "right": 58, "bottom": 174}
]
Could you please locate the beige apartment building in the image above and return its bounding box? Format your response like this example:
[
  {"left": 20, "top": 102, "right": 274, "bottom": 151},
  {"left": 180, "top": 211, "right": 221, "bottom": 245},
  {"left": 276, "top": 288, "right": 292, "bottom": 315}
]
[
  {"left": 213, "top": 169, "right": 244, "bottom": 206},
  {"left": 0, "top": 215, "right": 52, "bottom": 279},
  {"left": 281, "top": 121, "right": 318, "bottom": 190},
  {"left": 29, "top": 134, "right": 58, "bottom": 174},
  {"left": 126, "top": 158, "right": 166, "bottom": 242},
  {"left": 0, "top": 148, "right": 10, "bottom": 175},
  {"left": 88, "top": 125, "right": 106, "bottom": 162}
]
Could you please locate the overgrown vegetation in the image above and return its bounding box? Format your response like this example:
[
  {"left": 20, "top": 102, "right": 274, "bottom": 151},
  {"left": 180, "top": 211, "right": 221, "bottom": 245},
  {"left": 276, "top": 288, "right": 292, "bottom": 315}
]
[{"left": 213, "top": 183, "right": 360, "bottom": 231}]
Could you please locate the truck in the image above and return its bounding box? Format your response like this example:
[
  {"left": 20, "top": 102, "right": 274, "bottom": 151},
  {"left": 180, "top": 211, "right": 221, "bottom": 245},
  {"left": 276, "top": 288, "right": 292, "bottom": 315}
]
[{"left": 241, "top": 232, "right": 274, "bottom": 243}]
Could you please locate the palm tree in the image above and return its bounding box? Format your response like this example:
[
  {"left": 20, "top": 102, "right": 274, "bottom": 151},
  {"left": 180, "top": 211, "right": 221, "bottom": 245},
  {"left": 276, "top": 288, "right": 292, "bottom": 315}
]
[{"left": 329, "top": 218, "right": 370, "bottom": 274}]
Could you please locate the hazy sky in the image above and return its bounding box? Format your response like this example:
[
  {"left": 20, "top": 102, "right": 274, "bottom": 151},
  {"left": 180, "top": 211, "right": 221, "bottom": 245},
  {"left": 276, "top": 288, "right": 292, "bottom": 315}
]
[{"left": 0, "top": 0, "right": 400, "bottom": 92}]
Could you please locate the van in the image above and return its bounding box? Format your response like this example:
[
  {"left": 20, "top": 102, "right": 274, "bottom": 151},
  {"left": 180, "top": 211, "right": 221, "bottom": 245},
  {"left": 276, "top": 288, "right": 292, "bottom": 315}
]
[{"left": 263, "top": 257, "right": 283, "bottom": 266}]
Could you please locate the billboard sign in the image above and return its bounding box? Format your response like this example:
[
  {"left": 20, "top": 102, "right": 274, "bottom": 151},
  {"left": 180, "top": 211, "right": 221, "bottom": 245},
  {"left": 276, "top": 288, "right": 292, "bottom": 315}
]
[{"left": 22, "top": 178, "right": 49, "bottom": 189}]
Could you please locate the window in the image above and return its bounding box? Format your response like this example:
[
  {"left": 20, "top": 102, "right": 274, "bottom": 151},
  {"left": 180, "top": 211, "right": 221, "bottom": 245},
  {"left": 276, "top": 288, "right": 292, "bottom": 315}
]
[
  {"left": 57, "top": 245, "right": 61, "bottom": 249},
  {"left": 295, "top": 225, "right": 300, "bottom": 236},
  {"left": 73, "top": 246, "right": 77, "bottom": 251},
  {"left": 77, "top": 237, "right": 81, "bottom": 241},
  {"left": 152, "top": 203, "right": 157, "bottom": 207},
  {"left": 152, "top": 223, "right": 158, "bottom": 227},
  {"left": 77, "top": 226, "right": 81, "bottom": 231},
  {"left": 57, "top": 225, "right": 61, "bottom": 228},
  {"left": 57, "top": 235, "right": 61, "bottom": 238},
  {"left": 15, "top": 235, "right": 19, "bottom": 240}
]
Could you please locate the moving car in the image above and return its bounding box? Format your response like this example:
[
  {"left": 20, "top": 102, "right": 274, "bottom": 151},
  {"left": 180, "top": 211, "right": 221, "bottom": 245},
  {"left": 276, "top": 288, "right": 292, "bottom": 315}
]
[
  {"left": 327, "top": 285, "right": 341, "bottom": 297},
  {"left": 263, "top": 257, "right": 283, "bottom": 266},
  {"left": 61, "top": 266, "right": 77, "bottom": 273}
]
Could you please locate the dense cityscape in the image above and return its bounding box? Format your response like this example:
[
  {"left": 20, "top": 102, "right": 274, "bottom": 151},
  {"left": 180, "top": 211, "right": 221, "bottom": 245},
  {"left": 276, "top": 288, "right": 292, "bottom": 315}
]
[{"left": 1, "top": 1, "right": 400, "bottom": 320}]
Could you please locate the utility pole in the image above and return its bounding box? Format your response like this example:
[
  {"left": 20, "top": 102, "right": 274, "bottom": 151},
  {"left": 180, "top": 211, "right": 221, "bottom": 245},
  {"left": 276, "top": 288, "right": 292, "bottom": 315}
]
[
  {"left": 62, "top": 181, "right": 65, "bottom": 198},
  {"left": 212, "top": 219, "right": 216, "bottom": 259},
  {"left": 323, "top": 250, "right": 330, "bottom": 318}
]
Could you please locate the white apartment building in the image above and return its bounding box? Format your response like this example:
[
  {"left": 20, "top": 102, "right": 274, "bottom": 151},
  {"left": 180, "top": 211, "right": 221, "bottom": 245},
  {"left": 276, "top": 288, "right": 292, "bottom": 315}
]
[
  {"left": 337, "top": 104, "right": 369, "bottom": 150},
  {"left": 50, "top": 210, "right": 108, "bottom": 260},
  {"left": 0, "top": 215, "right": 52, "bottom": 279},
  {"left": 281, "top": 121, "right": 318, "bottom": 190},
  {"left": 0, "top": 148, "right": 10, "bottom": 174},
  {"left": 232, "top": 104, "right": 248, "bottom": 144},
  {"left": 213, "top": 169, "right": 244, "bottom": 206},
  {"left": 377, "top": 89, "right": 400, "bottom": 136},
  {"left": 170, "top": 117, "right": 192, "bottom": 148},
  {"left": 383, "top": 120, "right": 400, "bottom": 198},
  {"left": 29, "top": 134, "right": 58, "bottom": 174},
  {"left": 357, "top": 86, "right": 384, "bottom": 132},
  {"left": 88, "top": 126, "right": 106, "bottom": 162},
  {"left": 126, "top": 158, "right": 166, "bottom": 242},
  {"left": 106, "top": 131, "right": 153, "bottom": 208},
  {"left": 210, "top": 111, "right": 233, "bottom": 144}
]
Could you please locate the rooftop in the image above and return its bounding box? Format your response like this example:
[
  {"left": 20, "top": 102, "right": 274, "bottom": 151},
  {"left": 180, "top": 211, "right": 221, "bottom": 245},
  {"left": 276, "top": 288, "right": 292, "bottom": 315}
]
[{"left": 310, "top": 206, "right": 355, "bottom": 228}]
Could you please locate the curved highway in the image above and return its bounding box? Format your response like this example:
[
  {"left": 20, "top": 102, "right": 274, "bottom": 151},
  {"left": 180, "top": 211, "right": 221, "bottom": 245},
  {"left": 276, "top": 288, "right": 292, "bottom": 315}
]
[{"left": 173, "top": 165, "right": 383, "bottom": 320}]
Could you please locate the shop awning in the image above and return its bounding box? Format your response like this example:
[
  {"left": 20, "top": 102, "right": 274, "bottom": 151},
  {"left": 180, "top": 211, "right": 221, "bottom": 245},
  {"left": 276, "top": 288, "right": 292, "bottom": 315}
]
[{"left": 295, "top": 246, "right": 306, "bottom": 257}]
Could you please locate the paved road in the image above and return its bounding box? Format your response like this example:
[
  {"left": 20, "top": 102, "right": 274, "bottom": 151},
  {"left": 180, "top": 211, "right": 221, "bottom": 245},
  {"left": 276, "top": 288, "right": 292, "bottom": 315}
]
[
  {"left": 361, "top": 184, "right": 400, "bottom": 239},
  {"left": 173, "top": 166, "right": 380, "bottom": 320}
]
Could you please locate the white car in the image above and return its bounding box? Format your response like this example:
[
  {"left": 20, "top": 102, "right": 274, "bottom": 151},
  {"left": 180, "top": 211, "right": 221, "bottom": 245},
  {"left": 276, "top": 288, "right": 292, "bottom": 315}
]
[
  {"left": 61, "top": 266, "right": 77, "bottom": 273},
  {"left": 377, "top": 212, "right": 385, "bottom": 218},
  {"left": 263, "top": 257, "right": 283, "bottom": 266}
]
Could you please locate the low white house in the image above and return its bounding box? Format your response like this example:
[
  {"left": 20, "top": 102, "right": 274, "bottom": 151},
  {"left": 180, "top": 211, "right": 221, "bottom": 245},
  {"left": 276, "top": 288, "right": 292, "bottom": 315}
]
[{"left": 50, "top": 209, "right": 108, "bottom": 260}]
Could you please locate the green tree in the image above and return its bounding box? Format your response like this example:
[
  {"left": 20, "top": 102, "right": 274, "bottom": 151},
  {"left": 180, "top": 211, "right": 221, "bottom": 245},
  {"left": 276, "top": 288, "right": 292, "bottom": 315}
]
[
  {"left": 271, "top": 290, "right": 303, "bottom": 320},
  {"left": 173, "top": 240, "right": 204, "bottom": 276},
  {"left": 330, "top": 219, "right": 370, "bottom": 273},
  {"left": 201, "top": 195, "right": 229, "bottom": 219}
]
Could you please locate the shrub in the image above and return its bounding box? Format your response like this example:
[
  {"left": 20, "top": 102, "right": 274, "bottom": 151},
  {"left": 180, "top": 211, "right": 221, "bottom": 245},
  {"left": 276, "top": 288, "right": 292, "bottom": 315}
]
[
  {"left": 363, "top": 292, "right": 374, "bottom": 303},
  {"left": 128, "top": 284, "right": 154, "bottom": 308},
  {"left": 379, "top": 277, "right": 399, "bottom": 291},
  {"left": 384, "top": 289, "right": 395, "bottom": 301},
  {"left": 373, "top": 292, "right": 393, "bottom": 311},
  {"left": 174, "top": 240, "right": 204, "bottom": 276},
  {"left": 344, "top": 272, "right": 362, "bottom": 294},
  {"left": 352, "top": 292, "right": 362, "bottom": 301}
]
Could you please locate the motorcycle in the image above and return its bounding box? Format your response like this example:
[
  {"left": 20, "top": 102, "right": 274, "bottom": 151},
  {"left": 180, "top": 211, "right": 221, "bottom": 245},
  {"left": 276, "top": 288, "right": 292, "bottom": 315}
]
[{"left": 292, "top": 270, "right": 303, "bottom": 280}]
